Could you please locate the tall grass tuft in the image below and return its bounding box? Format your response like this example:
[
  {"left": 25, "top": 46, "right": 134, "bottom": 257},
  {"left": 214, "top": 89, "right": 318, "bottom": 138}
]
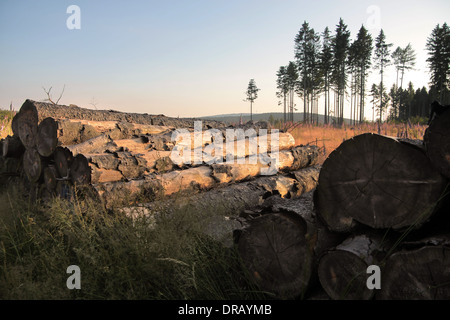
[{"left": 0, "top": 182, "right": 268, "bottom": 300}]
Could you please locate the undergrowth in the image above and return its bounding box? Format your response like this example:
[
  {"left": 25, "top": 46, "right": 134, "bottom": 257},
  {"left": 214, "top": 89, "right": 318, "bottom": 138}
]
[{"left": 0, "top": 182, "right": 268, "bottom": 300}]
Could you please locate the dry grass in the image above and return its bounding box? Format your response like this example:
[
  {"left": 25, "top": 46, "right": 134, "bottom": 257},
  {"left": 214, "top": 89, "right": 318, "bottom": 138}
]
[
  {"left": 0, "top": 110, "right": 15, "bottom": 139},
  {"left": 285, "top": 122, "right": 428, "bottom": 164}
]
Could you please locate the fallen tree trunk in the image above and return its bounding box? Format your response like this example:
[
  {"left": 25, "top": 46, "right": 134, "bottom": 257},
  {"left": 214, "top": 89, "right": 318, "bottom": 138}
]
[
  {"left": 424, "top": 107, "right": 450, "bottom": 178},
  {"left": 315, "top": 133, "right": 448, "bottom": 232},
  {"left": 317, "top": 234, "right": 390, "bottom": 300},
  {"left": 378, "top": 235, "right": 450, "bottom": 300}
]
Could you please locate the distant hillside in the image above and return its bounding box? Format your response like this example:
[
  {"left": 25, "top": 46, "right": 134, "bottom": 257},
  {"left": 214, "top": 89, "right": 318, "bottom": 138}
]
[{"left": 198, "top": 112, "right": 351, "bottom": 125}]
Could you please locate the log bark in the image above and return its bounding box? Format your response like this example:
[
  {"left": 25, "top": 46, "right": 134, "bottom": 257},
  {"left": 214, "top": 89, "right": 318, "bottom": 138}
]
[
  {"left": 95, "top": 165, "right": 320, "bottom": 209},
  {"left": 2, "top": 135, "right": 25, "bottom": 158},
  {"left": 424, "top": 107, "right": 450, "bottom": 178},
  {"left": 56, "top": 119, "right": 174, "bottom": 145},
  {"left": 82, "top": 144, "right": 314, "bottom": 185},
  {"left": 70, "top": 154, "right": 91, "bottom": 185},
  {"left": 237, "top": 212, "right": 313, "bottom": 299},
  {"left": 315, "top": 133, "right": 447, "bottom": 232},
  {"left": 210, "top": 145, "right": 318, "bottom": 184},
  {"left": 378, "top": 236, "right": 450, "bottom": 300},
  {"left": 84, "top": 151, "right": 172, "bottom": 183},
  {"left": 176, "top": 132, "right": 296, "bottom": 166},
  {"left": 17, "top": 99, "right": 227, "bottom": 129},
  {"left": 93, "top": 152, "right": 318, "bottom": 207},
  {"left": 67, "top": 134, "right": 113, "bottom": 156},
  {"left": 91, "top": 167, "right": 124, "bottom": 184},
  {"left": 53, "top": 146, "right": 73, "bottom": 178},
  {"left": 317, "top": 234, "right": 389, "bottom": 300},
  {"left": 23, "top": 148, "right": 44, "bottom": 183},
  {"left": 36, "top": 117, "right": 58, "bottom": 157}
]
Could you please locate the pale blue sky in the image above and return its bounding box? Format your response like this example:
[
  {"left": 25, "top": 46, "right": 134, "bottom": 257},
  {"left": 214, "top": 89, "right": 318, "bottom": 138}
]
[{"left": 1, "top": 0, "right": 449, "bottom": 118}]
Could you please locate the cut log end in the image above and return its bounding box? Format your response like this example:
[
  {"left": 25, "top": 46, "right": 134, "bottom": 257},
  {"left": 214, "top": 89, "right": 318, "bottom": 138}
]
[
  {"left": 237, "top": 212, "right": 313, "bottom": 299},
  {"left": 23, "top": 148, "right": 43, "bottom": 183},
  {"left": 36, "top": 117, "right": 58, "bottom": 157},
  {"left": 70, "top": 154, "right": 92, "bottom": 185},
  {"left": 379, "top": 244, "right": 450, "bottom": 300},
  {"left": 17, "top": 100, "right": 39, "bottom": 149},
  {"left": 316, "top": 133, "right": 447, "bottom": 232}
]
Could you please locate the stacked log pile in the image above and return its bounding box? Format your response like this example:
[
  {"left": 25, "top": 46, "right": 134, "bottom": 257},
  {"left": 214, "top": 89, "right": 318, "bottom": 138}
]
[
  {"left": 233, "top": 103, "right": 450, "bottom": 300},
  {"left": 0, "top": 99, "right": 320, "bottom": 208}
]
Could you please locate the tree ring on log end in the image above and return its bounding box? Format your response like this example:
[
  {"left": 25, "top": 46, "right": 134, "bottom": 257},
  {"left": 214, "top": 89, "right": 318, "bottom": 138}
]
[
  {"left": 316, "top": 133, "right": 447, "bottom": 232},
  {"left": 237, "top": 212, "right": 312, "bottom": 299}
]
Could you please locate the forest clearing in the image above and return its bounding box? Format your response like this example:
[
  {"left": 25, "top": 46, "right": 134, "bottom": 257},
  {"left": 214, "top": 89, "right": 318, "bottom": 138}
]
[{"left": 0, "top": 100, "right": 448, "bottom": 300}]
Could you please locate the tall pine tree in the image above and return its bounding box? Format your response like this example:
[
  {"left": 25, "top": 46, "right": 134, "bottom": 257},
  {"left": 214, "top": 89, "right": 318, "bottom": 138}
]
[
  {"left": 245, "top": 79, "right": 260, "bottom": 121},
  {"left": 426, "top": 23, "right": 450, "bottom": 103},
  {"left": 373, "top": 29, "right": 393, "bottom": 123},
  {"left": 331, "top": 18, "right": 350, "bottom": 125},
  {"left": 319, "top": 26, "right": 333, "bottom": 124}
]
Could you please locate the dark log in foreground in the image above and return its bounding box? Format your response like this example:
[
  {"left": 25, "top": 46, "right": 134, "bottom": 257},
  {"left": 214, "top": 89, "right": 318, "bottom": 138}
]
[
  {"left": 237, "top": 212, "right": 313, "bottom": 299},
  {"left": 424, "top": 107, "right": 450, "bottom": 178},
  {"left": 23, "top": 148, "right": 44, "bottom": 183},
  {"left": 54, "top": 146, "right": 73, "bottom": 178},
  {"left": 2, "top": 135, "right": 25, "bottom": 158},
  {"left": 260, "top": 191, "right": 345, "bottom": 265},
  {"left": 316, "top": 133, "right": 447, "bottom": 232},
  {"left": 317, "top": 234, "right": 389, "bottom": 300},
  {"left": 70, "top": 154, "right": 91, "bottom": 185},
  {"left": 36, "top": 117, "right": 58, "bottom": 157},
  {"left": 378, "top": 236, "right": 450, "bottom": 300}
]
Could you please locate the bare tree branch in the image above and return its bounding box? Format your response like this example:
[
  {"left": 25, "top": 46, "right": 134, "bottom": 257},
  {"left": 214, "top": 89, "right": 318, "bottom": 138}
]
[
  {"left": 55, "top": 84, "right": 65, "bottom": 105},
  {"left": 42, "top": 85, "right": 65, "bottom": 105}
]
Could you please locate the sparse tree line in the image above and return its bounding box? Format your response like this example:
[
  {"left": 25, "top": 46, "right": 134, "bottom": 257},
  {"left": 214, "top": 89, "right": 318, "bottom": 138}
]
[{"left": 274, "top": 19, "right": 450, "bottom": 125}]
